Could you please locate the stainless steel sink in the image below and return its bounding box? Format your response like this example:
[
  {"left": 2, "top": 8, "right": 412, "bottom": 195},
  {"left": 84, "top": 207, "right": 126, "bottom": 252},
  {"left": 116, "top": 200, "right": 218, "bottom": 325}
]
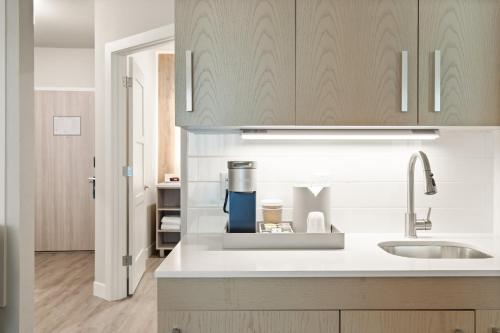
[{"left": 378, "top": 241, "right": 493, "bottom": 259}]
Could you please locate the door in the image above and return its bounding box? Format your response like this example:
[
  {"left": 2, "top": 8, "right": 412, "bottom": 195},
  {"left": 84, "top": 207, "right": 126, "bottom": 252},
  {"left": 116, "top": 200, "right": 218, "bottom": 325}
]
[
  {"left": 419, "top": 0, "right": 500, "bottom": 125},
  {"left": 35, "top": 90, "right": 95, "bottom": 251},
  {"left": 175, "top": 0, "right": 295, "bottom": 126},
  {"left": 296, "top": 0, "right": 418, "bottom": 125},
  {"left": 477, "top": 310, "right": 500, "bottom": 333},
  {"left": 341, "top": 310, "right": 474, "bottom": 333},
  {"left": 159, "top": 311, "right": 339, "bottom": 333},
  {"left": 127, "top": 58, "right": 147, "bottom": 294}
]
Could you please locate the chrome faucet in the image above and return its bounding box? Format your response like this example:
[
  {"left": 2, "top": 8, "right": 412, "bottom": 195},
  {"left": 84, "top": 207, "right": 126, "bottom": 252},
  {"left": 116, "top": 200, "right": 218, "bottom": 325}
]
[{"left": 405, "top": 151, "right": 437, "bottom": 238}]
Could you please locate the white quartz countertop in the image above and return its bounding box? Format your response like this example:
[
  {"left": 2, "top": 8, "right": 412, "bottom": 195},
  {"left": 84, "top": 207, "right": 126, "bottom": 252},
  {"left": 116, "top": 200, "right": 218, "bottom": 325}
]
[{"left": 155, "top": 233, "right": 500, "bottom": 278}]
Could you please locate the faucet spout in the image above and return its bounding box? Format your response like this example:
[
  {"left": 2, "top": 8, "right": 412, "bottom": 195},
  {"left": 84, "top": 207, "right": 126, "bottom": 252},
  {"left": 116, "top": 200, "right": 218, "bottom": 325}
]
[{"left": 405, "top": 151, "right": 437, "bottom": 238}]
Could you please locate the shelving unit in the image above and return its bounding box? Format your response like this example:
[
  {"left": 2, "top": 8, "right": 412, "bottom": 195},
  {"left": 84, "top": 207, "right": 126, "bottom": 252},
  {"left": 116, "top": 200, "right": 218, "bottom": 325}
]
[{"left": 156, "top": 182, "right": 181, "bottom": 257}]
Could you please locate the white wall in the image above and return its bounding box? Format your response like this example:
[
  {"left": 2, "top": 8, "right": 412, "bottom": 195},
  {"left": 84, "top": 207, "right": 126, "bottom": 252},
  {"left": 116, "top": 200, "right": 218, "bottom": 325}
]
[
  {"left": 0, "top": 0, "right": 6, "bottom": 310},
  {"left": 0, "top": 0, "right": 34, "bottom": 331},
  {"left": 186, "top": 129, "right": 496, "bottom": 234},
  {"left": 34, "top": 47, "right": 94, "bottom": 88},
  {"left": 94, "top": 0, "right": 174, "bottom": 297}
]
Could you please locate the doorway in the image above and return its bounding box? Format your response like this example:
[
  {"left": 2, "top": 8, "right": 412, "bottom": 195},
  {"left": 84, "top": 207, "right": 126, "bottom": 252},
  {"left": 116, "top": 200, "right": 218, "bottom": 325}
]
[
  {"left": 125, "top": 42, "right": 177, "bottom": 294},
  {"left": 101, "top": 25, "right": 176, "bottom": 300}
]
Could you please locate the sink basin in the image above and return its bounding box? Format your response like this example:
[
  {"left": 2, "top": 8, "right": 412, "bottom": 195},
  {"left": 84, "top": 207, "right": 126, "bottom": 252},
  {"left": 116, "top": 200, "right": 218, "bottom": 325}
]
[{"left": 378, "top": 241, "right": 493, "bottom": 259}]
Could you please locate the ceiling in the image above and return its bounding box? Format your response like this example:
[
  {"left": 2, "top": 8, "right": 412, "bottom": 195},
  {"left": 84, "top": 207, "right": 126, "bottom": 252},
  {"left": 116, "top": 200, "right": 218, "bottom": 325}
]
[{"left": 34, "top": 0, "right": 94, "bottom": 48}]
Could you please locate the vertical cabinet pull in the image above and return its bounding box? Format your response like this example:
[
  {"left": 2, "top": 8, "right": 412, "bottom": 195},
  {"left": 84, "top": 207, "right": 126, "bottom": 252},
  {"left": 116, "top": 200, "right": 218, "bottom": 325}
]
[
  {"left": 434, "top": 50, "right": 441, "bottom": 112},
  {"left": 186, "top": 50, "right": 193, "bottom": 112},
  {"left": 401, "top": 50, "right": 408, "bottom": 112}
]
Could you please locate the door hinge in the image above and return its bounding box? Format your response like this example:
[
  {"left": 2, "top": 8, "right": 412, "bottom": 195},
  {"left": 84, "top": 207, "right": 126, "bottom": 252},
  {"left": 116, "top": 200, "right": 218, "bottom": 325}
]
[
  {"left": 122, "top": 76, "right": 133, "bottom": 88},
  {"left": 122, "top": 166, "right": 133, "bottom": 177},
  {"left": 122, "top": 255, "right": 132, "bottom": 266}
]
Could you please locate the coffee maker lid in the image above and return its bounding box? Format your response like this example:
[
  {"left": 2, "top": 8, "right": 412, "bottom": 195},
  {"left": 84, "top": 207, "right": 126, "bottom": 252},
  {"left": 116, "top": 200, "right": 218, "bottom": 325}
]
[{"left": 227, "top": 161, "right": 257, "bottom": 169}]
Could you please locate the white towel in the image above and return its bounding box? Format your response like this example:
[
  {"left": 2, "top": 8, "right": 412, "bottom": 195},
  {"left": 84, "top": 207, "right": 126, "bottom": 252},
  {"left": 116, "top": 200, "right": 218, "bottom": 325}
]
[
  {"left": 161, "top": 216, "right": 181, "bottom": 224},
  {"left": 160, "top": 224, "right": 180, "bottom": 231}
]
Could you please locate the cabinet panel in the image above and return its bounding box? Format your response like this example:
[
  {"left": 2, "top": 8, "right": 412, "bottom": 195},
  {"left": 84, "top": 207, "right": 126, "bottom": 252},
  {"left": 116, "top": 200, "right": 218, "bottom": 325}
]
[
  {"left": 341, "top": 310, "right": 474, "bottom": 333},
  {"left": 419, "top": 0, "right": 500, "bottom": 125},
  {"left": 159, "top": 311, "right": 339, "bottom": 333},
  {"left": 477, "top": 310, "right": 500, "bottom": 333},
  {"left": 296, "top": 0, "right": 418, "bottom": 125},
  {"left": 175, "top": 0, "right": 295, "bottom": 127}
]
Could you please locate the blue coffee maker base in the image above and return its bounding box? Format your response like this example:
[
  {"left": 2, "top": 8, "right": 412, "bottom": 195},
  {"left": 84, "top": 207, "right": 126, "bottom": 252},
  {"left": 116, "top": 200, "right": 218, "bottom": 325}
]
[{"left": 227, "top": 191, "right": 256, "bottom": 233}]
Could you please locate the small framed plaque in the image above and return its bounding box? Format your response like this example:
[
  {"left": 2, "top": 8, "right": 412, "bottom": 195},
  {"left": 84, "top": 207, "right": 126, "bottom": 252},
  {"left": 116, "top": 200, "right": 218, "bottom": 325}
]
[{"left": 53, "top": 116, "right": 81, "bottom": 136}]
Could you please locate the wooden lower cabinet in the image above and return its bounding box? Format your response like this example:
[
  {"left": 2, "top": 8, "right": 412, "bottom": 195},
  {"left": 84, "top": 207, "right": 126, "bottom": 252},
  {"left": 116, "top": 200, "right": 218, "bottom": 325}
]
[
  {"left": 477, "top": 311, "right": 500, "bottom": 333},
  {"left": 341, "top": 311, "right": 474, "bottom": 333},
  {"left": 159, "top": 311, "right": 339, "bottom": 333}
]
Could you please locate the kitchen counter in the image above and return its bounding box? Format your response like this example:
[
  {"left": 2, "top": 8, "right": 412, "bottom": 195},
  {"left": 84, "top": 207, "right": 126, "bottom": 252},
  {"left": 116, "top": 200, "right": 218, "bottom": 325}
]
[{"left": 155, "top": 233, "right": 500, "bottom": 278}]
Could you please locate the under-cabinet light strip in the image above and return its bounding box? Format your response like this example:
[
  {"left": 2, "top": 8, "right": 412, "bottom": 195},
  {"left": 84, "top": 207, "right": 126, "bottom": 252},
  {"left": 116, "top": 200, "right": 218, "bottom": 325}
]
[{"left": 240, "top": 129, "right": 440, "bottom": 141}]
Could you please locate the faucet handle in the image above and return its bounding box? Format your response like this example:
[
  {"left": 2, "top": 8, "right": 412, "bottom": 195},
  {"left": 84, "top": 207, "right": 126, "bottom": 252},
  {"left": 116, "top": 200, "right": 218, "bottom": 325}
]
[
  {"left": 416, "top": 207, "right": 433, "bottom": 231},
  {"left": 426, "top": 207, "right": 432, "bottom": 221}
]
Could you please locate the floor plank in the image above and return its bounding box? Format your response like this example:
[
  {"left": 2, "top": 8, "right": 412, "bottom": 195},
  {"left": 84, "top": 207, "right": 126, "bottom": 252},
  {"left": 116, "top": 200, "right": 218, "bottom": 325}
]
[{"left": 35, "top": 251, "right": 162, "bottom": 333}]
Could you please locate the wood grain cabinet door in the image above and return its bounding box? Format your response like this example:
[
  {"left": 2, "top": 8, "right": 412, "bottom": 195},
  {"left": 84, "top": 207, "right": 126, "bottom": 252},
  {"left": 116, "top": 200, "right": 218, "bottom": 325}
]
[
  {"left": 341, "top": 310, "right": 474, "bottom": 333},
  {"left": 477, "top": 311, "right": 500, "bottom": 333},
  {"left": 419, "top": 0, "right": 500, "bottom": 125},
  {"left": 159, "top": 311, "right": 339, "bottom": 333},
  {"left": 175, "top": 0, "right": 295, "bottom": 127},
  {"left": 296, "top": 0, "right": 418, "bottom": 125}
]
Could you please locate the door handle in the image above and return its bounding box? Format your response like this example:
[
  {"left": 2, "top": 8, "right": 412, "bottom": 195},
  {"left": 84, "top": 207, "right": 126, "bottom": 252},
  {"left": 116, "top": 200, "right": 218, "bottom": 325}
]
[
  {"left": 434, "top": 50, "right": 441, "bottom": 112},
  {"left": 401, "top": 50, "right": 408, "bottom": 112},
  {"left": 88, "top": 177, "right": 96, "bottom": 199},
  {"left": 186, "top": 50, "right": 193, "bottom": 112}
]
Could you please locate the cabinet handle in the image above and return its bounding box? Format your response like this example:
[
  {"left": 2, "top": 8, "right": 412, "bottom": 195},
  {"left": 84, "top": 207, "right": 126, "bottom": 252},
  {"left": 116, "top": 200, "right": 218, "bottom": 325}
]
[
  {"left": 172, "top": 328, "right": 181, "bottom": 333},
  {"left": 186, "top": 50, "right": 193, "bottom": 112},
  {"left": 434, "top": 50, "right": 441, "bottom": 112},
  {"left": 401, "top": 50, "right": 408, "bottom": 112}
]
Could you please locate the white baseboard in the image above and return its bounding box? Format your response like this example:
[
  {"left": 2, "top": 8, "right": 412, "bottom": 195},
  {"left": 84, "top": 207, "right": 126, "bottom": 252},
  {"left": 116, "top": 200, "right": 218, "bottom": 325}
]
[{"left": 93, "top": 281, "right": 107, "bottom": 300}]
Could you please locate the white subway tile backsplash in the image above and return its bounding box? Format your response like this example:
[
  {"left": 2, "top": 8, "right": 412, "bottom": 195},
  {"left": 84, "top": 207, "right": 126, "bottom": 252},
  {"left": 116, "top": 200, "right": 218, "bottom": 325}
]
[
  {"left": 185, "top": 129, "right": 498, "bottom": 234},
  {"left": 188, "top": 182, "right": 223, "bottom": 207},
  {"left": 187, "top": 157, "right": 199, "bottom": 181}
]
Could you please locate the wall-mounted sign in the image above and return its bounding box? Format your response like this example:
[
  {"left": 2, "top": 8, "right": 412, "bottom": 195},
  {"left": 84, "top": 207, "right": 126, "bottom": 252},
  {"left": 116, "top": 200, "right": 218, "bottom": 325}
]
[{"left": 53, "top": 116, "right": 81, "bottom": 136}]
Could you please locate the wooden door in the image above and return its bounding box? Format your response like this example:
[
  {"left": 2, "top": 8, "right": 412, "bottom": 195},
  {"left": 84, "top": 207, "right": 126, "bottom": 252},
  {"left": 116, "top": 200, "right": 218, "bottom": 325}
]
[
  {"left": 341, "top": 310, "right": 474, "bottom": 333},
  {"left": 477, "top": 311, "right": 500, "bottom": 333},
  {"left": 127, "top": 58, "right": 148, "bottom": 294},
  {"left": 159, "top": 311, "right": 339, "bottom": 333},
  {"left": 296, "top": 0, "right": 418, "bottom": 125},
  {"left": 419, "top": 0, "right": 500, "bottom": 125},
  {"left": 35, "top": 90, "right": 95, "bottom": 251},
  {"left": 175, "top": 0, "right": 295, "bottom": 126}
]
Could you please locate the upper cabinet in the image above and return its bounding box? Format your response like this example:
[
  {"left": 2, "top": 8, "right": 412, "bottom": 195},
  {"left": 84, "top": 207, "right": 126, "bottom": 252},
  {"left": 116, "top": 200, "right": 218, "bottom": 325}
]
[
  {"left": 175, "top": 0, "right": 500, "bottom": 127},
  {"left": 419, "top": 0, "right": 500, "bottom": 125},
  {"left": 296, "top": 0, "right": 418, "bottom": 125},
  {"left": 175, "top": 0, "right": 296, "bottom": 127}
]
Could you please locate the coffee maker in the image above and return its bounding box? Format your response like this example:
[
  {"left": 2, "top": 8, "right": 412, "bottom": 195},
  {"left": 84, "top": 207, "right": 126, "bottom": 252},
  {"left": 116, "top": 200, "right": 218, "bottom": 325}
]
[{"left": 223, "top": 161, "right": 257, "bottom": 233}]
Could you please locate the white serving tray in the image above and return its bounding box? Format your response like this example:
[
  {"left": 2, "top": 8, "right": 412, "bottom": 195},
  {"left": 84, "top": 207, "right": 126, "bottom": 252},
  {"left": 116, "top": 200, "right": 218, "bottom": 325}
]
[{"left": 222, "top": 225, "right": 344, "bottom": 250}]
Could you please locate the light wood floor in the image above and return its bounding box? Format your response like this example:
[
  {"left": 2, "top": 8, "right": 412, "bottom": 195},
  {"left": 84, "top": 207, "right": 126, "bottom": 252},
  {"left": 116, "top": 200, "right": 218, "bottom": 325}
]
[{"left": 35, "top": 251, "right": 163, "bottom": 333}]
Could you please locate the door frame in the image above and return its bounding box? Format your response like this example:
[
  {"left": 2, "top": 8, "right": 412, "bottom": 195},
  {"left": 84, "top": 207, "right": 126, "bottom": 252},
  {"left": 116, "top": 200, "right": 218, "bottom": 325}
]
[{"left": 101, "top": 24, "right": 174, "bottom": 301}]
